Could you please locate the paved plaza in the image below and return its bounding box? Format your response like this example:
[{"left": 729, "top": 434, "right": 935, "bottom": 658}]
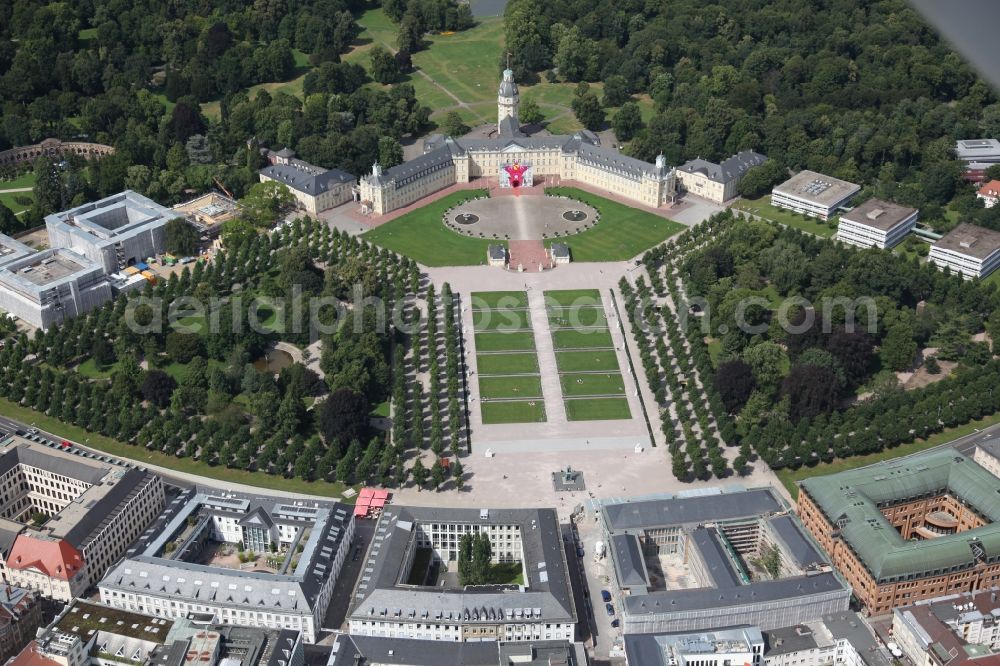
[{"left": 445, "top": 194, "right": 599, "bottom": 240}]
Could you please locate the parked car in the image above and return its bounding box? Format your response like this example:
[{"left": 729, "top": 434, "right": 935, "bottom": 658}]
[
  {"left": 576, "top": 547, "right": 585, "bottom": 558},
  {"left": 601, "top": 590, "right": 612, "bottom": 603},
  {"left": 605, "top": 603, "right": 615, "bottom": 616},
  {"left": 611, "top": 619, "right": 620, "bottom": 628}
]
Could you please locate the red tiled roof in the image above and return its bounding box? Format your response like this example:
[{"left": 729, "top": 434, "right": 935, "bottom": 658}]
[
  {"left": 977, "top": 180, "right": 1000, "bottom": 197},
  {"left": 6, "top": 642, "right": 61, "bottom": 666},
  {"left": 7, "top": 536, "right": 83, "bottom": 580}
]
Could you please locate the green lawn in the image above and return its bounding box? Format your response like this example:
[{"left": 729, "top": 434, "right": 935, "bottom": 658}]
[
  {"left": 484, "top": 561, "right": 524, "bottom": 585},
  {"left": 544, "top": 289, "right": 602, "bottom": 307},
  {"left": 0, "top": 191, "right": 33, "bottom": 215},
  {"left": 363, "top": 191, "right": 504, "bottom": 266},
  {"left": 76, "top": 358, "right": 116, "bottom": 379},
  {"left": 552, "top": 328, "right": 614, "bottom": 350},
  {"left": 474, "top": 330, "right": 536, "bottom": 351},
  {"left": 555, "top": 350, "right": 622, "bottom": 373},
  {"left": 476, "top": 352, "right": 539, "bottom": 374},
  {"left": 481, "top": 400, "right": 546, "bottom": 424},
  {"left": 775, "top": 411, "right": 1000, "bottom": 501},
  {"left": 0, "top": 397, "right": 356, "bottom": 499},
  {"left": 470, "top": 291, "right": 529, "bottom": 309},
  {"left": 564, "top": 397, "right": 632, "bottom": 421},
  {"left": 548, "top": 307, "right": 607, "bottom": 329},
  {"left": 733, "top": 195, "right": 838, "bottom": 239},
  {"left": 0, "top": 171, "right": 36, "bottom": 190},
  {"left": 473, "top": 308, "right": 531, "bottom": 331},
  {"left": 479, "top": 375, "right": 543, "bottom": 399},
  {"left": 544, "top": 188, "right": 685, "bottom": 261},
  {"left": 560, "top": 372, "right": 627, "bottom": 397}
]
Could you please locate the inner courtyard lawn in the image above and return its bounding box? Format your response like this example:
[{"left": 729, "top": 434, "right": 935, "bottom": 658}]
[
  {"left": 552, "top": 329, "right": 615, "bottom": 350},
  {"left": 475, "top": 331, "right": 536, "bottom": 351},
  {"left": 560, "top": 372, "right": 627, "bottom": 397},
  {"left": 544, "top": 188, "right": 685, "bottom": 261},
  {"left": 555, "top": 350, "right": 622, "bottom": 372},
  {"left": 363, "top": 190, "right": 499, "bottom": 266},
  {"left": 479, "top": 375, "right": 543, "bottom": 399},
  {"left": 470, "top": 291, "right": 529, "bottom": 309},
  {"left": 476, "top": 352, "right": 539, "bottom": 374},
  {"left": 473, "top": 309, "right": 531, "bottom": 331},
  {"left": 564, "top": 397, "right": 632, "bottom": 421},
  {"left": 481, "top": 400, "right": 546, "bottom": 424}
]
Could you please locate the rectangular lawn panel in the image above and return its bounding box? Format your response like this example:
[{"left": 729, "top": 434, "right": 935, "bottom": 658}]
[
  {"left": 548, "top": 306, "right": 607, "bottom": 329},
  {"left": 476, "top": 352, "right": 539, "bottom": 375},
  {"left": 473, "top": 308, "right": 531, "bottom": 331},
  {"left": 363, "top": 191, "right": 501, "bottom": 266},
  {"left": 481, "top": 400, "right": 546, "bottom": 424},
  {"left": 544, "top": 188, "right": 685, "bottom": 261},
  {"left": 474, "top": 331, "right": 536, "bottom": 352},
  {"left": 556, "top": 350, "right": 622, "bottom": 373},
  {"left": 552, "top": 328, "right": 614, "bottom": 350},
  {"left": 479, "top": 375, "right": 543, "bottom": 400},
  {"left": 564, "top": 397, "right": 632, "bottom": 421},
  {"left": 544, "top": 289, "right": 602, "bottom": 307},
  {"left": 470, "top": 291, "right": 529, "bottom": 309},
  {"left": 560, "top": 372, "right": 628, "bottom": 397}
]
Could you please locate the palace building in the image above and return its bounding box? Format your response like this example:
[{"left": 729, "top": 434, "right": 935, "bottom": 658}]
[
  {"left": 359, "top": 69, "right": 677, "bottom": 215},
  {"left": 797, "top": 450, "right": 1000, "bottom": 616}
]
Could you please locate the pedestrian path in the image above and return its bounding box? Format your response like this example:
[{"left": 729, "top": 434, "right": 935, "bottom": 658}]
[{"left": 526, "top": 288, "right": 567, "bottom": 424}]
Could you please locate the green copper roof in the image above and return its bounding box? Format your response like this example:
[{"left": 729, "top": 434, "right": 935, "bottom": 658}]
[{"left": 799, "top": 450, "right": 1000, "bottom": 582}]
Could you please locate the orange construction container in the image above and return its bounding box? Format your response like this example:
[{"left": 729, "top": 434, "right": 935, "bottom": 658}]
[
  {"left": 140, "top": 270, "right": 157, "bottom": 284},
  {"left": 124, "top": 266, "right": 140, "bottom": 275}
]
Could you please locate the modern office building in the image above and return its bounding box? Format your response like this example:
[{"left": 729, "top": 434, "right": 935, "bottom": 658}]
[
  {"left": 929, "top": 223, "right": 1000, "bottom": 279},
  {"left": 675, "top": 151, "right": 767, "bottom": 204},
  {"left": 973, "top": 437, "right": 1000, "bottom": 479},
  {"left": 98, "top": 489, "right": 353, "bottom": 643},
  {"left": 358, "top": 70, "right": 676, "bottom": 215},
  {"left": 798, "top": 450, "right": 1000, "bottom": 615},
  {"left": 770, "top": 171, "right": 860, "bottom": 220},
  {"left": 891, "top": 589, "right": 1000, "bottom": 666},
  {"left": 956, "top": 139, "right": 1000, "bottom": 181},
  {"left": 836, "top": 198, "right": 918, "bottom": 249},
  {"left": 346, "top": 506, "right": 576, "bottom": 643},
  {"left": 763, "top": 613, "right": 888, "bottom": 666},
  {"left": 259, "top": 149, "right": 355, "bottom": 215},
  {"left": 595, "top": 487, "right": 849, "bottom": 635},
  {"left": 0, "top": 248, "right": 111, "bottom": 329},
  {"left": 327, "top": 635, "right": 589, "bottom": 666},
  {"left": 624, "top": 626, "right": 764, "bottom": 666},
  {"left": 45, "top": 191, "right": 174, "bottom": 274},
  {"left": 0, "top": 437, "right": 163, "bottom": 602}
]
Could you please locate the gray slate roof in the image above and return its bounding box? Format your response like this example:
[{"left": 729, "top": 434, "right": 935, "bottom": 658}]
[
  {"left": 611, "top": 533, "right": 648, "bottom": 588},
  {"left": 678, "top": 150, "right": 767, "bottom": 184},
  {"left": 767, "top": 515, "right": 825, "bottom": 569},
  {"left": 260, "top": 162, "right": 354, "bottom": 195},
  {"left": 348, "top": 506, "right": 575, "bottom": 626},
  {"left": 690, "top": 527, "right": 742, "bottom": 588},
  {"left": 602, "top": 488, "right": 783, "bottom": 532},
  {"left": 328, "top": 636, "right": 585, "bottom": 666},
  {"left": 0, "top": 445, "right": 109, "bottom": 485},
  {"left": 498, "top": 69, "right": 518, "bottom": 98},
  {"left": 498, "top": 116, "right": 522, "bottom": 138}
]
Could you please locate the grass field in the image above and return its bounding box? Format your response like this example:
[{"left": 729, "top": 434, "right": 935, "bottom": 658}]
[
  {"left": 555, "top": 350, "right": 621, "bottom": 372},
  {"left": 0, "top": 191, "right": 33, "bottom": 215},
  {"left": 481, "top": 400, "right": 546, "bottom": 424},
  {"left": 470, "top": 291, "right": 529, "bottom": 309},
  {"left": 733, "top": 195, "right": 838, "bottom": 239},
  {"left": 476, "top": 352, "right": 539, "bottom": 374},
  {"left": 544, "top": 289, "right": 602, "bottom": 307},
  {"left": 474, "top": 309, "right": 531, "bottom": 331},
  {"left": 363, "top": 191, "right": 503, "bottom": 266},
  {"left": 0, "top": 171, "right": 36, "bottom": 190},
  {"left": 475, "top": 331, "right": 536, "bottom": 351},
  {"left": 774, "top": 412, "right": 1000, "bottom": 500},
  {"left": 552, "top": 329, "right": 615, "bottom": 350},
  {"left": 548, "top": 307, "right": 607, "bottom": 328},
  {"left": 560, "top": 372, "right": 627, "bottom": 397},
  {"left": 544, "top": 188, "right": 685, "bottom": 261},
  {"left": 76, "top": 358, "right": 115, "bottom": 379},
  {"left": 479, "top": 375, "right": 543, "bottom": 399},
  {"left": 0, "top": 397, "right": 356, "bottom": 499},
  {"left": 564, "top": 397, "right": 632, "bottom": 421}
]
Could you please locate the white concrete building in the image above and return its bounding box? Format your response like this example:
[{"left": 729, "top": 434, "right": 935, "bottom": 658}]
[
  {"left": 836, "top": 198, "right": 918, "bottom": 249},
  {"left": 98, "top": 489, "right": 353, "bottom": 643},
  {"left": 0, "top": 248, "right": 111, "bottom": 330},
  {"left": 45, "top": 191, "right": 174, "bottom": 274},
  {"left": 676, "top": 151, "right": 767, "bottom": 204},
  {"left": 771, "top": 171, "right": 860, "bottom": 221},
  {"left": 625, "top": 626, "right": 764, "bottom": 666},
  {"left": 973, "top": 438, "right": 1000, "bottom": 479},
  {"left": 0, "top": 437, "right": 164, "bottom": 602},
  {"left": 347, "top": 506, "right": 576, "bottom": 644},
  {"left": 929, "top": 223, "right": 1000, "bottom": 279}
]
